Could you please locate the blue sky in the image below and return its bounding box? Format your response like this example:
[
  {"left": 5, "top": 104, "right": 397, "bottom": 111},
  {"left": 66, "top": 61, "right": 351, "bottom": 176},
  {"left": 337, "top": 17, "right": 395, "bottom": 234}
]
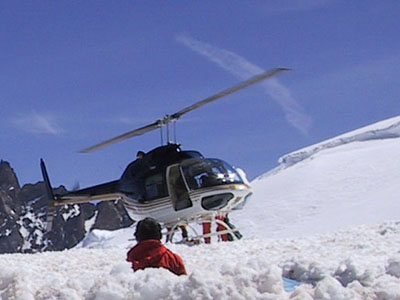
[{"left": 1, "top": 1, "right": 400, "bottom": 188}]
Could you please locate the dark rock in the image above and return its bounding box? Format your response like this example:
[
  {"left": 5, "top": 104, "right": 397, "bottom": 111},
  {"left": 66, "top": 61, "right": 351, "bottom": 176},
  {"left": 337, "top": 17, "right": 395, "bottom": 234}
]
[
  {"left": 0, "top": 161, "right": 21, "bottom": 212},
  {"left": 92, "top": 201, "right": 134, "bottom": 230},
  {"left": 0, "top": 160, "right": 134, "bottom": 254},
  {"left": 0, "top": 188, "right": 23, "bottom": 253}
]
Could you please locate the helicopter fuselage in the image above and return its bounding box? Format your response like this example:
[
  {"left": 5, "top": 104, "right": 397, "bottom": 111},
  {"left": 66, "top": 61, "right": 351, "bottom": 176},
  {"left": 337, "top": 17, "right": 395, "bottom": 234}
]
[
  {"left": 119, "top": 143, "right": 252, "bottom": 225},
  {"left": 48, "top": 144, "right": 252, "bottom": 227}
]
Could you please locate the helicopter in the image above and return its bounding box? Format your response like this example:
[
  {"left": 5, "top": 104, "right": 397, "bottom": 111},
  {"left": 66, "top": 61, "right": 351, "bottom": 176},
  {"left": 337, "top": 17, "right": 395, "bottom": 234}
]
[{"left": 40, "top": 68, "right": 289, "bottom": 242}]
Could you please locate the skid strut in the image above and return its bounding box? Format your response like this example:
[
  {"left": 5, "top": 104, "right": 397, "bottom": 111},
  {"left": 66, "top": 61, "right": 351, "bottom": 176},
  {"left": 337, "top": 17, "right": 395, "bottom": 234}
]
[{"left": 164, "top": 214, "right": 241, "bottom": 244}]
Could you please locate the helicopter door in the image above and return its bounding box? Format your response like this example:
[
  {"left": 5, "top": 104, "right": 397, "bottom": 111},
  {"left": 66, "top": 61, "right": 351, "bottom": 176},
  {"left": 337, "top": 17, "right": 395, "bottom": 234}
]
[{"left": 167, "top": 165, "right": 192, "bottom": 211}]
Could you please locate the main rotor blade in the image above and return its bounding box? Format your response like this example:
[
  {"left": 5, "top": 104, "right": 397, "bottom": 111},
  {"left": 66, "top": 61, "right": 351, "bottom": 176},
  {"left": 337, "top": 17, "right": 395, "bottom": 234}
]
[
  {"left": 79, "top": 120, "right": 161, "bottom": 153},
  {"left": 79, "top": 67, "right": 290, "bottom": 153},
  {"left": 170, "top": 68, "right": 290, "bottom": 120}
]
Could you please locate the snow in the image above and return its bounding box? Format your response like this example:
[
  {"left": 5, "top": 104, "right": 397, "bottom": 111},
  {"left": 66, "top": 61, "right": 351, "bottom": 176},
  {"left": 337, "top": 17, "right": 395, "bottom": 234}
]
[
  {"left": 235, "top": 138, "right": 400, "bottom": 239},
  {"left": 2, "top": 116, "right": 400, "bottom": 299},
  {"left": 61, "top": 204, "right": 80, "bottom": 221},
  {"left": 275, "top": 115, "right": 400, "bottom": 169},
  {"left": 84, "top": 211, "right": 98, "bottom": 234}
]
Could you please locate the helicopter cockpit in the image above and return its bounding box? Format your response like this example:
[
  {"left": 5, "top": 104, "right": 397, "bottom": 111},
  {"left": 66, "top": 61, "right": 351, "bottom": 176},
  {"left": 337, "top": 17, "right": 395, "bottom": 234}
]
[
  {"left": 147, "top": 156, "right": 247, "bottom": 213},
  {"left": 180, "top": 158, "right": 244, "bottom": 190}
]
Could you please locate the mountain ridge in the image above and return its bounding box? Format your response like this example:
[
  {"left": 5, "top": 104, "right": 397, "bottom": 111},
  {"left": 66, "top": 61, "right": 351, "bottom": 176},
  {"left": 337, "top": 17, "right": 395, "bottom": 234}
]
[{"left": 0, "top": 161, "right": 133, "bottom": 254}]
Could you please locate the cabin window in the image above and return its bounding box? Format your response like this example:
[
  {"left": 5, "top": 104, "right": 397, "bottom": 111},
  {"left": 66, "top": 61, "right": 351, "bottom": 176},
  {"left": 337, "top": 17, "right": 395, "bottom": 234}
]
[
  {"left": 181, "top": 158, "right": 244, "bottom": 190},
  {"left": 144, "top": 173, "right": 168, "bottom": 200}
]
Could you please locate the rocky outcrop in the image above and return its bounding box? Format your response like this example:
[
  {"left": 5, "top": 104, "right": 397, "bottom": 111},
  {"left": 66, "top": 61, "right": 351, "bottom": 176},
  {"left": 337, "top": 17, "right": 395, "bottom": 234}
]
[
  {"left": 92, "top": 201, "right": 134, "bottom": 231},
  {"left": 0, "top": 189, "right": 23, "bottom": 253},
  {"left": 0, "top": 160, "right": 134, "bottom": 254}
]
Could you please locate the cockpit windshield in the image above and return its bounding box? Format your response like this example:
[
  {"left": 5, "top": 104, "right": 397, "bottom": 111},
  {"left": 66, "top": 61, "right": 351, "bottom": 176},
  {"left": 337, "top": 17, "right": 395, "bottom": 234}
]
[{"left": 180, "top": 158, "right": 244, "bottom": 190}]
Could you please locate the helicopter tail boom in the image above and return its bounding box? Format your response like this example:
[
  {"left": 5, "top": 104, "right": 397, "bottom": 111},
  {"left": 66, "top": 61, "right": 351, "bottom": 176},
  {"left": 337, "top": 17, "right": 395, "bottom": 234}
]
[{"left": 40, "top": 159, "right": 125, "bottom": 231}]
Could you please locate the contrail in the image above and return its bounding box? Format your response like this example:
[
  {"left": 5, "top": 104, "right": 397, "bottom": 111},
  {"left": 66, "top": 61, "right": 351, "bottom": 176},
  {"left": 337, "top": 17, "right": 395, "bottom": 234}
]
[
  {"left": 11, "top": 111, "right": 64, "bottom": 135},
  {"left": 176, "top": 34, "right": 312, "bottom": 135}
]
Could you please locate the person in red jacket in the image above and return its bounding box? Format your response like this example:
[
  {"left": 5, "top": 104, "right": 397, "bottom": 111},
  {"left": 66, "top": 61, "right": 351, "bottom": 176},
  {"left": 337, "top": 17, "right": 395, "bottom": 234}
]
[{"left": 126, "top": 217, "right": 187, "bottom": 276}]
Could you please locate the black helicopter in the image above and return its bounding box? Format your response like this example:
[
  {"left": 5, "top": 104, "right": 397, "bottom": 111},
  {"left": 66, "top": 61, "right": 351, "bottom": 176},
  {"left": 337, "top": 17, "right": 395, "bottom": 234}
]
[{"left": 41, "top": 68, "right": 289, "bottom": 240}]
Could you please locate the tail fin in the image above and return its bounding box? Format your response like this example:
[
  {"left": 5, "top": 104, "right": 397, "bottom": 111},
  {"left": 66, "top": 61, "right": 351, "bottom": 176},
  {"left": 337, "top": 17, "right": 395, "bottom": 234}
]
[{"left": 40, "top": 159, "right": 56, "bottom": 232}]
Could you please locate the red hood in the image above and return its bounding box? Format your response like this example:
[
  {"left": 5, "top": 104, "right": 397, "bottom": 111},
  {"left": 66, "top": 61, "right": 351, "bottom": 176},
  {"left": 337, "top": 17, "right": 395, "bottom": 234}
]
[
  {"left": 127, "top": 240, "right": 167, "bottom": 270},
  {"left": 127, "top": 239, "right": 187, "bottom": 275}
]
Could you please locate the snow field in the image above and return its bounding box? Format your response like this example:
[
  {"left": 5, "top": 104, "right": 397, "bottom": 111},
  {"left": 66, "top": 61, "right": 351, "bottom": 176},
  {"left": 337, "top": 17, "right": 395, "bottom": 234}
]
[{"left": 1, "top": 221, "right": 400, "bottom": 299}]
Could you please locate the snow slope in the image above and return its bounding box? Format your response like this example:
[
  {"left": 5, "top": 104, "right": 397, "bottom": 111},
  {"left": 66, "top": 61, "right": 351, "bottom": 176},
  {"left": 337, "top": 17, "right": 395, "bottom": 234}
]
[
  {"left": 1, "top": 116, "right": 400, "bottom": 299},
  {"left": 233, "top": 115, "right": 400, "bottom": 239}
]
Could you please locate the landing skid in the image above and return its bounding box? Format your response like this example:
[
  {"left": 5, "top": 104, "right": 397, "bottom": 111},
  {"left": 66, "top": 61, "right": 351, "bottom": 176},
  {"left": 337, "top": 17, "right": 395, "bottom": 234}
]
[{"left": 164, "top": 214, "right": 241, "bottom": 244}]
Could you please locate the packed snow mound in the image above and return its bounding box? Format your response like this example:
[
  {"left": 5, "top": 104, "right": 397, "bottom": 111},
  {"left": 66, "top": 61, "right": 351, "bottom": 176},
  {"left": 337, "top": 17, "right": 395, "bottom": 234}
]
[
  {"left": 77, "top": 228, "right": 132, "bottom": 249},
  {"left": 1, "top": 221, "right": 400, "bottom": 299},
  {"left": 232, "top": 115, "right": 400, "bottom": 239}
]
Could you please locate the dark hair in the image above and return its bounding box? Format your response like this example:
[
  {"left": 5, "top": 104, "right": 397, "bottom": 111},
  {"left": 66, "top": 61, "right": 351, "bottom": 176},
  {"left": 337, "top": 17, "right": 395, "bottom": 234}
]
[{"left": 134, "top": 217, "right": 162, "bottom": 242}]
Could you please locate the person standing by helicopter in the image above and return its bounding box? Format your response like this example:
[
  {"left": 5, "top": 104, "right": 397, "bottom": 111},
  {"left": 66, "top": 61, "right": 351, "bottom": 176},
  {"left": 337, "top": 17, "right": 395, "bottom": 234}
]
[
  {"left": 202, "top": 213, "right": 241, "bottom": 243},
  {"left": 126, "top": 217, "right": 187, "bottom": 276},
  {"left": 119, "top": 150, "right": 147, "bottom": 202},
  {"left": 165, "top": 224, "right": 189, "bottom": 243},
  {"left": 136, "top": 151, "right": 145, "bottom": 159}
]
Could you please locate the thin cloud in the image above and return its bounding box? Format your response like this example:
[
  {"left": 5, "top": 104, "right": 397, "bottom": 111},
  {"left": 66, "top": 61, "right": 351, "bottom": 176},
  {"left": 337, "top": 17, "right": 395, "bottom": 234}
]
[
  {"left": 176, "top": 34, "right": 312, "bottom": 135},
  {"left": 11, "top": 112, "right": 64, "bottom": 135}
]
